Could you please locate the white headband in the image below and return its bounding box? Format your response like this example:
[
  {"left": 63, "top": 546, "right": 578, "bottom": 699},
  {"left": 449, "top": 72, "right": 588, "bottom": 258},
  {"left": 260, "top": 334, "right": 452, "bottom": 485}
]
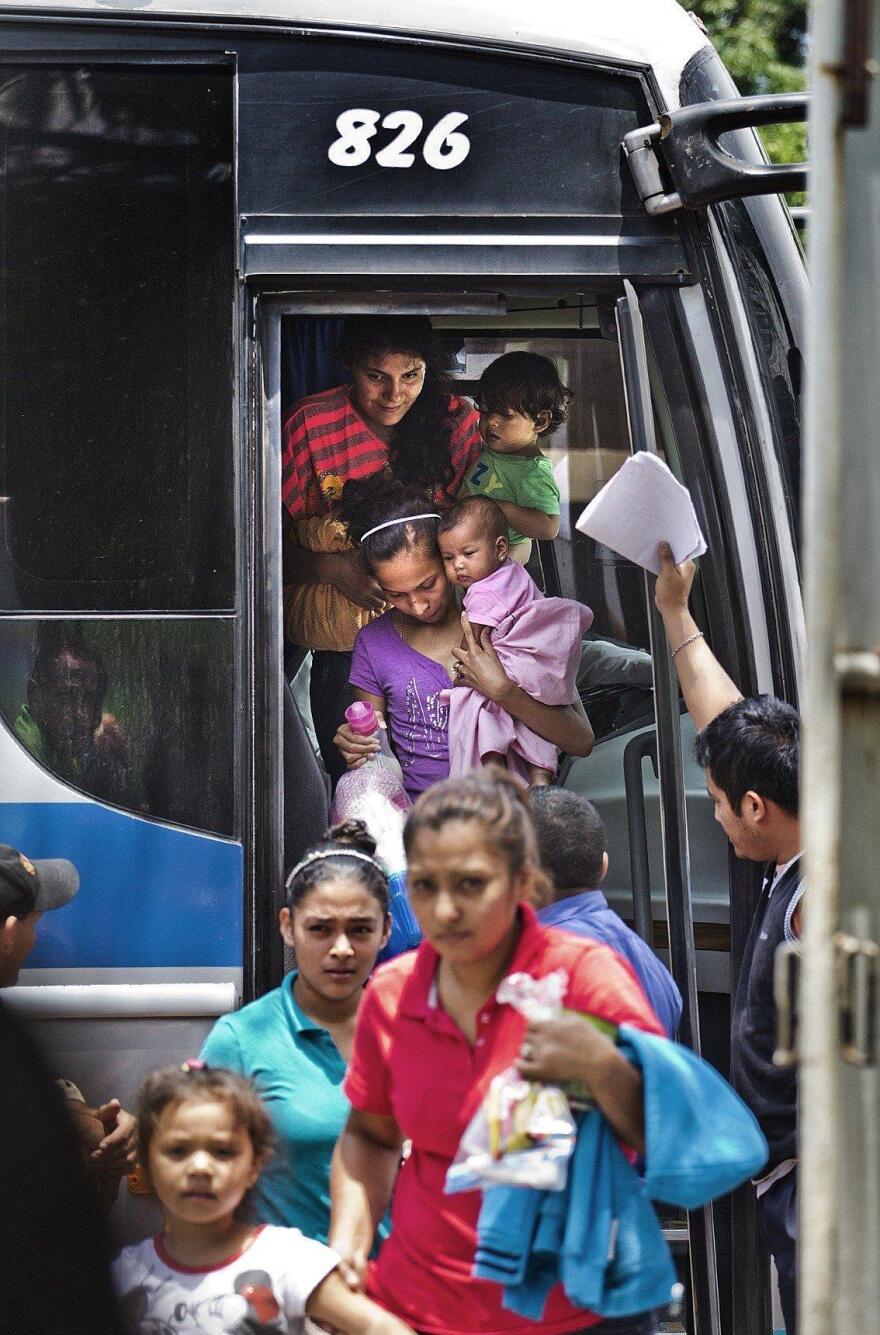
[
  {"left": 359, "top": 513, "right": 441, "bottom": 544},
  {"left": 285, "top": 847, "right": 388, "bottom": 892}
]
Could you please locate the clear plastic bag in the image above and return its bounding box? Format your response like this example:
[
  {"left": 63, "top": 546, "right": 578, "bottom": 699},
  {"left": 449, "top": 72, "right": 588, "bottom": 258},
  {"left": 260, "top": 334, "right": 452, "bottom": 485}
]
[{"left": 445, "top": 970, "right": 577, "bottom": 1194}]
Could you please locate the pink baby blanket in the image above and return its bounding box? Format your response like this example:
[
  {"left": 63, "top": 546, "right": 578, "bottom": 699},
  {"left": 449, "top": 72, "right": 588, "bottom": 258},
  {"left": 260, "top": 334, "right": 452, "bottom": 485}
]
[{"left": 446, "top": 561, "right": 593, "bottom": 783}]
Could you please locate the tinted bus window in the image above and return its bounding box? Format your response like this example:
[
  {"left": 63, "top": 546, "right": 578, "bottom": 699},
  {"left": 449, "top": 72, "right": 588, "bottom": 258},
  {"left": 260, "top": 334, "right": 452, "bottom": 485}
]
[
  {"left": 0, "top": 618, "right": 235, "bottom": 836},
  {"left": 0, "top": 66, "right": 234, "bottom": 611}
]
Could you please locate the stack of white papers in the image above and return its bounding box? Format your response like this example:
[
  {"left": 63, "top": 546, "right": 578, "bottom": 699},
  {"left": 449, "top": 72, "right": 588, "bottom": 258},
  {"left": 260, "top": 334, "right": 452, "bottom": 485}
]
[{"left": 575, "top": 453, "right": 707, "bottom": 575}]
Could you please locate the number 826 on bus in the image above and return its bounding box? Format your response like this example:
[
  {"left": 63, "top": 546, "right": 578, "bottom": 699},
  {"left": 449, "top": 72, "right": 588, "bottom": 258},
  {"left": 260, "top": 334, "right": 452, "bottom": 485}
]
[{"left": 328, "top": 109, "right": 471, "bottom": 170}]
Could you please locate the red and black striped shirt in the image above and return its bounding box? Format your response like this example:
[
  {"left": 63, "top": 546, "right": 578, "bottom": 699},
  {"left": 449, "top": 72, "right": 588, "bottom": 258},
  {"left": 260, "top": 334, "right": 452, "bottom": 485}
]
[{"left": 281, "top": 383, "right": 481, "bottom": 520}]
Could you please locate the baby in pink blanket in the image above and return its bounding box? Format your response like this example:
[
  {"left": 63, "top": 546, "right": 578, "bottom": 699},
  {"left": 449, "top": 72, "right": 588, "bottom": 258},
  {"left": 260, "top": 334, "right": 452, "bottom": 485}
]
[{"left": 438, "top": 495, "right": 593, "bottom": 786}]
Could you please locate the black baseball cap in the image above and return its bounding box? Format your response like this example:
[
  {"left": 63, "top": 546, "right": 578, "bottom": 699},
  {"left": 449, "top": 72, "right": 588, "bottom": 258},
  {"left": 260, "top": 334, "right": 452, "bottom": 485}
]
[{"left": 0, "top": 845, "right": 79, "bottom": 919}]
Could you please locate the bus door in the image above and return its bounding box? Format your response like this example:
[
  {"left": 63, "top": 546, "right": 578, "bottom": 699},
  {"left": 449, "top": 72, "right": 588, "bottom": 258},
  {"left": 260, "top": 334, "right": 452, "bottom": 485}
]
[{"left": 236, "top": 33, "right": 693, "bottom": 999}]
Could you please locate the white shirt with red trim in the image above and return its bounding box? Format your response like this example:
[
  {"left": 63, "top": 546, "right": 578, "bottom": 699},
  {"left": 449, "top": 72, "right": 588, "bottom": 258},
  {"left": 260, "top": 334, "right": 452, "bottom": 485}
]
[{"left": 112, "top": 1224, "right": 338, "bottom": 1333}]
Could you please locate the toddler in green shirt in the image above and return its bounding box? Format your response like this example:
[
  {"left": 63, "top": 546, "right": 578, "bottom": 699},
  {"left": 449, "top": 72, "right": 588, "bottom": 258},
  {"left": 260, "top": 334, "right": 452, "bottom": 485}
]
[{"left": 465, "top": 351, "right": 568, "bottom": 563}]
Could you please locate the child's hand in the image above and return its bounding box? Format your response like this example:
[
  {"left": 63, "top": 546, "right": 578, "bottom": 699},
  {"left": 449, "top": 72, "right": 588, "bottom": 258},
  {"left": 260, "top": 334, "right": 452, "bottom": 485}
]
[{"left": 307, "top": 1269, "right": 414, "bottom": 1334}]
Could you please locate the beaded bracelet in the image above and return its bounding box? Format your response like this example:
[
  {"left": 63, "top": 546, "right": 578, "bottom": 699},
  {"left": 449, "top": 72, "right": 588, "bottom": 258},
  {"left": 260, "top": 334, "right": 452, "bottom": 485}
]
[{"left": 671, "top": 630, "right": 704, "bottom": 659}]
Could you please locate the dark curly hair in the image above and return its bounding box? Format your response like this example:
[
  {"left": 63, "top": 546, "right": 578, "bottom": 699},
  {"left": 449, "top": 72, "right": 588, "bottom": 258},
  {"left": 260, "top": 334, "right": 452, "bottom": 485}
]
[
  {"left": 476, "top": 351, "right": 572, "bottom": 437},
  {"left": 694, "top": 695, "right": 799, "bottom": 816},
  {"left": 340, "top": 474, "right": 442, "bottom": 574},
  {"left": 285, "top": 818, "right": 389, "bottom": 914},
  {"left": 337, "top": 315, "right": 458, "bottom": 496}
]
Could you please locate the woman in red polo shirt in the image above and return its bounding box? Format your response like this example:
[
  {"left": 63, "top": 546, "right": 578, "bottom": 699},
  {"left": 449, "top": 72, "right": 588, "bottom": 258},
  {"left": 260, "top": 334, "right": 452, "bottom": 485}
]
[
  {"left": 283, "top": 315, "right": 481, "bottom": 784},
  {"left": 329, "top": 773, "right": 665, "bottom": 1335}
]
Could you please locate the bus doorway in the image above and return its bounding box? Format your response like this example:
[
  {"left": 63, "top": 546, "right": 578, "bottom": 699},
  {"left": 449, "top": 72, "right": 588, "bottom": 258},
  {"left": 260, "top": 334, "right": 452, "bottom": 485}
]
[{"left": 254, "top": 278, "right": 768, "bottom": 1335}]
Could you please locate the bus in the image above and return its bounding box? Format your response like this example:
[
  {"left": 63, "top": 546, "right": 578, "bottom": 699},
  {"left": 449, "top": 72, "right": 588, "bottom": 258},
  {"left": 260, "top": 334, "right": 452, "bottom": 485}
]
[{"left": 0, "top": 2, "right": 806, "bottom": 1330}]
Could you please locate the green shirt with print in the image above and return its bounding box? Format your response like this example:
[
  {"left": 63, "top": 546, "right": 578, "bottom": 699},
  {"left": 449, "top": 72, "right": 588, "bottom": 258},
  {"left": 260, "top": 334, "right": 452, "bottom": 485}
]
[{"left": 465, "top": 448, "right": 561, "bottom": 546}]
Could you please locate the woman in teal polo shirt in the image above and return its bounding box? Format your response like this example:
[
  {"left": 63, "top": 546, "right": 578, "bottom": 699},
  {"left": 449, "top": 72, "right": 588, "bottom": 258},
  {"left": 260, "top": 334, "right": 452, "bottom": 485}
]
[{"left": 200, "top": 821, "right": 391, "bottom": 1243}]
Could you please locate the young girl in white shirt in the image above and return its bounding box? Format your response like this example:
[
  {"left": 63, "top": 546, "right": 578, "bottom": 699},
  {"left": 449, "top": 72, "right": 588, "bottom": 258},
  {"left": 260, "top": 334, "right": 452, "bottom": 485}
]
[{"left": 113, "top": 1062, "right": 414, "bottom": 1334}]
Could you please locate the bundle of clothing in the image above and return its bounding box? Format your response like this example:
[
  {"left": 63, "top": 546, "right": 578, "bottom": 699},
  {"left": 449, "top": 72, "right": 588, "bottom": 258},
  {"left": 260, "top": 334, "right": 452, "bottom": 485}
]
[{"left": 472, "top": 1025, "right": 769, "bottom": 1320}]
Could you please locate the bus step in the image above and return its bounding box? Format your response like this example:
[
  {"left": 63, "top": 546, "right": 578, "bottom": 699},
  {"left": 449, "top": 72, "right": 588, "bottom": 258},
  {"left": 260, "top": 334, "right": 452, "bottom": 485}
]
[{"left": 662, "top": 1224, "right": 690, "bottom": 1245}]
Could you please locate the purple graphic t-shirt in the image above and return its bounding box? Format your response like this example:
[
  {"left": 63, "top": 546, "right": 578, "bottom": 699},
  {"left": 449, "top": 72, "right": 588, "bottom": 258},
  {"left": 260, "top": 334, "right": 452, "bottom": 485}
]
[{"left": 349, "top": 612, "right": 451, "bottom": 798}]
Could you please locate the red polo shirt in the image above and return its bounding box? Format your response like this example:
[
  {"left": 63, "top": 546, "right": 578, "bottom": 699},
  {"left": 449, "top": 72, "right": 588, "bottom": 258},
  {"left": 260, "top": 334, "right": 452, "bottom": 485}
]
[{"left": 344, "top": 903, "right": 664, "bottom": 1335}]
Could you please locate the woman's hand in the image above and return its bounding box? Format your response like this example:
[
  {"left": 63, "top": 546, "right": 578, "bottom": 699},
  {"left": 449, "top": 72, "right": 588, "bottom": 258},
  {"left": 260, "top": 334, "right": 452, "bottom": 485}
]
[
  {"left": 330, "top": 1110, "right": 402, "bottom": 1294},
  {"left": 326, "top": 549, "right": 387, "bottom": 613},
  {"left": 451, "top": 614, "right": 512, "bottom": 703},
  {"left": 516, "top": 1014, "right": 613, "bottom": 1087},
  {"left": 517, "top": 1015, "right": 646, "bottom": 1152},
  {"left": 333, "top": 721, "right": 380, "bottom": 769}
]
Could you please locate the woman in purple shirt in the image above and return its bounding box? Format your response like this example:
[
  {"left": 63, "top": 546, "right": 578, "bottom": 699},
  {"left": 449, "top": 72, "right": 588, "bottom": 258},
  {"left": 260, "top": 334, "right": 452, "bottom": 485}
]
[{"left": 334, "top": 479, "right": 593, "bottom": 796}]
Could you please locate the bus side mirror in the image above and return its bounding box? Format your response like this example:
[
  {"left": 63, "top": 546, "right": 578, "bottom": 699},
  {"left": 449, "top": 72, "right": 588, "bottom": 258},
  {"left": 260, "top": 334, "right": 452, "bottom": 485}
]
[{"left": 623, "top": 92, "right": 808, "bottom": 215}]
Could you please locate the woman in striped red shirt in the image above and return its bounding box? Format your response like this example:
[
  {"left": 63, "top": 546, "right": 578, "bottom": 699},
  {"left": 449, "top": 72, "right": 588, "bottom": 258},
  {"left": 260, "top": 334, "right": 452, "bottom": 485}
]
[{"left": 283, "top": 316, "right": 481, "bottom": 784}]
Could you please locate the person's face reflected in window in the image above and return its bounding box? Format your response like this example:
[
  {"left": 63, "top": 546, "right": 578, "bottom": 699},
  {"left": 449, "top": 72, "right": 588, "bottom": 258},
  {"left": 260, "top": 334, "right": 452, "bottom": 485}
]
[{"left": 29, "top": 650, "right": 101, "bottom": 763}]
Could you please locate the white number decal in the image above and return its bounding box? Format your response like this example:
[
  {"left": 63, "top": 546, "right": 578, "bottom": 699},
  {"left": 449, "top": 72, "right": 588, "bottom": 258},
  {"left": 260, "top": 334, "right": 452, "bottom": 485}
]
[
  {"left": 375, "top": 110, "right": 424, "bottom": 168},
  {"left": 422, "top": 112, "right": 471, "bottom": 171},
  {"left": 327, "top": 108, "right": 381, "bottom": 167},
  {"left": 328, "top": 109, "right": 470, "bottom": 170}
]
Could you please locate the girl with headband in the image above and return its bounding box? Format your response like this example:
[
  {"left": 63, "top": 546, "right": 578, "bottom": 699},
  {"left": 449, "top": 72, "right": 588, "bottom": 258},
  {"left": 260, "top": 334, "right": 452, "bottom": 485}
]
[
  {"left": 333, "top": 477, "right": 593, "bottom": 798},
  {"left": 282, "top": 316, "right": 481, "bottom": 785},
  {"left": 199, "top": 820, "right": 391, "bottom": 1244}
]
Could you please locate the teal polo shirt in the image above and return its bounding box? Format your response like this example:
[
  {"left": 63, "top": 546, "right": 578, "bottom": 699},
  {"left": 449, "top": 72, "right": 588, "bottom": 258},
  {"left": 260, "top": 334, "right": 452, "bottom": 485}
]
[{"left": 200, "top": 972, "right": 355, "bottom": 1243}]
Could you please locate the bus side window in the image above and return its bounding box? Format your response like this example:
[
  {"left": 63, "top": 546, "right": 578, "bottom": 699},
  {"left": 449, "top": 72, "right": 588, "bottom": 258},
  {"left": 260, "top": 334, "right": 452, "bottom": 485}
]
[
  {"left": 0, "top": 618, "right": 235, "bottom": 836},
  {"left": 0, "top": 65, "right": 236, "bottom": 836},
  {"left": 0, "top": 64, "right": 234, "bottom": 612}
]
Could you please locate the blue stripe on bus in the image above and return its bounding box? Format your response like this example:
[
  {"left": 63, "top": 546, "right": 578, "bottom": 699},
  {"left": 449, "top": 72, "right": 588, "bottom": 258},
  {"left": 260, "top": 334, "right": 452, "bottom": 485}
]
[{"left": 0, "top": 804, "right": 243, "bottom": 968}]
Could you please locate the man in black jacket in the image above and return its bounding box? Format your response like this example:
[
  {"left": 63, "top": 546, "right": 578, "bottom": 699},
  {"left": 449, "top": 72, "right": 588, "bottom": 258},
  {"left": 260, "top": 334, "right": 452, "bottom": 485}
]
[{"left": 654, "top": 544, "right": 801, "bottom": 1335}]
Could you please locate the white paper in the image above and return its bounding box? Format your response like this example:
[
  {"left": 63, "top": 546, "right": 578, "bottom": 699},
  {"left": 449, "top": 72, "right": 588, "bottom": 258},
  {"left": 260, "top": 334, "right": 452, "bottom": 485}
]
[{"left": 574, "top": 453, "right": 707, "bottom": 575}]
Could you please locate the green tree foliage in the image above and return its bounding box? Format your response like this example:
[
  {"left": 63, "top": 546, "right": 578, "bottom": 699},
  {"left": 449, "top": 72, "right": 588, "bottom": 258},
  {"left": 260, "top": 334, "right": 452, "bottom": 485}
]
[{"left": 679, "top": 0, "right": 807, "bottom": 182}]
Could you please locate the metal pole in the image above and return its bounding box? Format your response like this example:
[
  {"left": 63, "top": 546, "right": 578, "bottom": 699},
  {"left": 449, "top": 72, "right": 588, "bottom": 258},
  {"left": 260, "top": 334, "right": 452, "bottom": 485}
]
[{"left": 799, "top": 0, "right": 847, "bottom": 1330}]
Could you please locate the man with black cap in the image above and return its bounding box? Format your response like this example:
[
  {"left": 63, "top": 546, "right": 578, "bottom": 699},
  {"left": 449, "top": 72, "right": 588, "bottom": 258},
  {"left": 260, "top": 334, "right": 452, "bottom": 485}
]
[
  {"left": 0, "top": 844, "right": 124, "bottom": 1334},
  {"left": 0, "top": 842, "right": 80, "bottom": 985}
]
